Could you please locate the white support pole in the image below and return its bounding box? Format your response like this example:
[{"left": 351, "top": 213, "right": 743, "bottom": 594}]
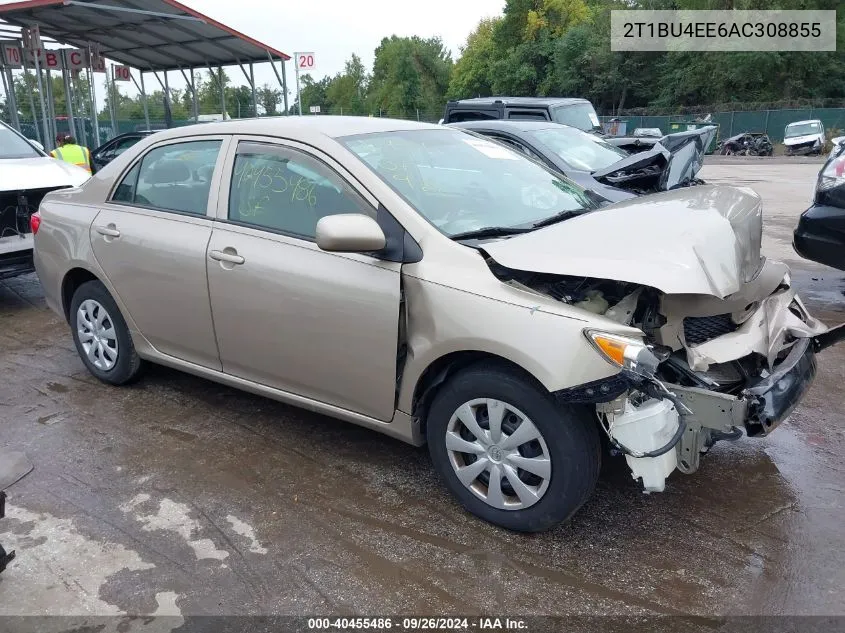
[
  {"left": 295, "top": 63, "right": 302, "bottom": 116},
  {"left": 163, "top": 69, "right": 171, "bottom": 127},
  {"left": 191, "top": 69, "right": 197, "bottom": 122},
  {"left": 249, "top": 62, "right": 257, "bottom": 117},
  {"left": 71, "top": 70, "right": 88, "bottom": 147},
  {"left": 22, "top": 62, "right": 41, "bottom": 144},
  {"left": 218, "top": 66, "right": 225, "bottom": 118},
  {"left": 131, "top": 70, "right": 149, "bottom": 131},
  {"left": 87, "top": 56, "right": 100, "bottom": 146},
  {"left": 108, "top": 68, "right": 118, "bottom": 137},
  {"left": 61, "top": 66, "right": 77, "bottom": 139},
  {"left": 45, "top": 68, "right": 57, "bottom": 142},
  {"left": 2, "top": 66, "right": 20, "bottom": 130},
  {"left": 32, "top": 50, "right": 51, "bottom": 148},
  {"left": 266, "top": 53, "right": 289, "bottom": 115}
]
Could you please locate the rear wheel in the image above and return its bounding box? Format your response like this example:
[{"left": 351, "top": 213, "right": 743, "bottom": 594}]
[
  {"left": 70, "top": 280, "right": 143, "bottom": 385},
  {"left": 426, "top": 364, "right": 600, "bottom": 532}
]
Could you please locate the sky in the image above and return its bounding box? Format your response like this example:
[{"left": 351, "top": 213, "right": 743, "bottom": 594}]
[{"left": 0, "top": 0, "right": 506, "bottom": 106}]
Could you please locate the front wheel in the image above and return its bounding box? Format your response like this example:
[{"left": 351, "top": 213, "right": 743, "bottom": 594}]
[
  {"left": 70, "top": 280, "right": 143, "bottom": 385},
  {"left": 426, "top": 364, "right": 600, "bottom": 532}
]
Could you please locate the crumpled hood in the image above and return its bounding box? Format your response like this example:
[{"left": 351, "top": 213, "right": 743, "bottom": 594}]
[
  {"left": 783, "top": 133, "right": 823, "bottom": 146},
  {"left": 0, "top": 157, "right": 89, "bottom": 192},
  {"left": 592, "top": 126, "right": 717, "bottom": 194},
  {"left": 483, "top": 184, "right": 763, "bottom": 299}
]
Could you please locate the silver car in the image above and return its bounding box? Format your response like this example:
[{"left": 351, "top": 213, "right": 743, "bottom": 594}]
[{"left": 32, "top": 117, "right": 842, "bottom": 532}]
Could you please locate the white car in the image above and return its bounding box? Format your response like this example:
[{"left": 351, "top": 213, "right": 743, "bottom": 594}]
[
  {"left": 783, "top": 119, "right": 825, "bottom": 156},
  {"left": 0, "top": 121, "right": 90, "bottom": 280}
]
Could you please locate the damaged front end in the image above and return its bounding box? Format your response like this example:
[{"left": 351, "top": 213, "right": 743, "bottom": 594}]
[
  {"left": 593, "top": 126, "right": 717, "bottom": 195},
  {"left": 488, "top": 258, "right": 839, "bottom": 493}
]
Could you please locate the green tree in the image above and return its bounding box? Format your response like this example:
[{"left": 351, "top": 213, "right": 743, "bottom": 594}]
[
  {"left": 258, "top": 83, "right": 282, "bottom": 115},
  {"left": 447, "top": 18, "right": 499, "bottom": 98},
  {"left": 325, "top": 54, "right": 370, "bottom": 114},
  {"left": 367, "top": 35, "right": 452, "bottom": 117}
]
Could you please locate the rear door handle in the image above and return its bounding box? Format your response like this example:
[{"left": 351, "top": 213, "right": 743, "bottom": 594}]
[
  {"left": 209, "top": 249, "right": 245, "bottom": 265},
  {"left": 94, "top": 224, "right": 120, "bottom": 238}
]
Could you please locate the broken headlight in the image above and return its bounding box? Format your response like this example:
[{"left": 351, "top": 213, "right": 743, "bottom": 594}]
[{"left": 584, "top": 329, "right": 668, "bottom": 377}]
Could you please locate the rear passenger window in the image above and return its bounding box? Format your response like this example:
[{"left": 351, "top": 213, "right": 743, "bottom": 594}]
[
  {"left": 507, "top": 111, "right": 548, "bottom": 121},
  {"left": 111, "top": 140, "right": 221, "bottom": 215},
  {"left": 112, "top": 163, "right": 140, "bottom": 203},
  {"left": 228, "top": 142, "right": 373, "bottom": 239},
  {"left": 447, "top": 111, "right": 498, "bottom": 123}
]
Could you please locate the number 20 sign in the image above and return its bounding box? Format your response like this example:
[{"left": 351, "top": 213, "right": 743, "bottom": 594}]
[{"left": 295, "top": 52, "right": 316, "bottom": 72}]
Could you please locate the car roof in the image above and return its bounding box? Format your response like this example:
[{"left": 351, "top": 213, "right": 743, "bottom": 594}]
[
  {"left": 448, "top": 120, "right": 567, "bottom": 133},
  {"left": 447, "top": 97, "right": 590, "bottom": 108},
  {"left": 786, "top": 119, "right": 822, "bottom": 126},
  {"left": 145, "top": 116, "right": 441, "bottom": 143}
]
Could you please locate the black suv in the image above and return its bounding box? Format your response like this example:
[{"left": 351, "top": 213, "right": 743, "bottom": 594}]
[{"left": 442, "top": 97, "right": 602, "bottom": 134}]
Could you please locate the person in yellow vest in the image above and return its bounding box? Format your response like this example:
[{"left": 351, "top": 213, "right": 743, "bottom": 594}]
[{"left": 50, "top": 134, "right": 93, "bottom": 174}]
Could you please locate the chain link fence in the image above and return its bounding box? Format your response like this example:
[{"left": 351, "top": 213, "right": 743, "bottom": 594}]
[
  {"left": 10, "top": 105, "right": 845, "bottom": 148},
  {"left": 600, "top": 107, "right": 845, "bottom": 143}
]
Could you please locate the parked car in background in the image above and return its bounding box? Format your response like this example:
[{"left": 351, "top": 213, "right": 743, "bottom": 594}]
[
  {"left": 784, "top": 119, "right": 825, "bottom": 156},
  {"left": 633, "top": 127, "right": 663, "bottom": 138},
  {"left": 717, "top": 132, "right": 774, "bottom": 157},
  {"left": 793, "top": 139, "right": 845, "bottom": 270},
  {"left": 32, "top": 117, "right": 842, "bottom": 532},
  {"left": 91, "top": 130, "right": 158, "bottom": 173},
  {"left": 449, "top": 120, "right": 715, "bottom": 202},
  {"left": 442, "top": 97, "right": 602, "bottom": 134},
  {"left": 0, "top": 121, "right": 89, "bottom": 281},
  {"left": 828, "top": 136, "right": 845, "bottom": 160}
]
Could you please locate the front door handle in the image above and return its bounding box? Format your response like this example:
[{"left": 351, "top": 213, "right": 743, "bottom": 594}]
[
  {"left": 94, "top": 224, "right": 120, "bottom": 238},
  {"left": 209, "top": 249, "right": 245, "bottom": 265}
]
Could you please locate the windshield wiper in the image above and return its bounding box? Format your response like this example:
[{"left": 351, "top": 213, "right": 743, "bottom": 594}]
[
  {"left": 531, "top": 210, "right": 578, "bottom": 229},
  {"left": 449, "top": 226, "right": 531, "bottom": 241}
]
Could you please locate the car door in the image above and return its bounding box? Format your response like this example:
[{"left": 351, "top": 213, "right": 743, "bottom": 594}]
[
  {"left": 207, "top": 137, "right": 401, "bottom": 421},
  {"left": 90, "top": 135, "right": 230, "bottom": 369}
]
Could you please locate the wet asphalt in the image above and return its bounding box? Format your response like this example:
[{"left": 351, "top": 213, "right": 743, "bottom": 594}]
[{"left": 0, "top": 158, "right": 843, "bottom": 621}]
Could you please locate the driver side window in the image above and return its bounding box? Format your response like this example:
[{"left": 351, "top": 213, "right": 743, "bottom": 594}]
[{"left": 228, "top": 142, "right": 374, "bottom": 240}]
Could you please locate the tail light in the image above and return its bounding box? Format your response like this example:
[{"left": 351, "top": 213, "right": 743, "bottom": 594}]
[{"left": 30, "top": 211, "right": 41, "bottom": 235}]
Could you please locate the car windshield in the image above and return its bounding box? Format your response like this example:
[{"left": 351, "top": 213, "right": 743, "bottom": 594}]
[
  {"left": 550, "top": 103, "right": 601, "bottom": 132},
  {"left": 785, "top": 122, "right": 822, "bottom": 138},
  {"left": 527, "top": 126, "right": 628, "bottom": 172},
  {"left": 341, "top": 128, "right": 596, "bottom": 237},
  {"left": 0, "top": 123, "right": 41, "bottom": 159}
]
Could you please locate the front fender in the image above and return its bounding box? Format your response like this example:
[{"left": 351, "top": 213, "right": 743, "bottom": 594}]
[{"left": 396, "top": 275, "right": 624, "bottom": 413}]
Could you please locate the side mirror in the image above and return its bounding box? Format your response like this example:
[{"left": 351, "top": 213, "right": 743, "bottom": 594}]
[
  {"left": 316, "top": 214, "right": 386, "bottom": 253},
  {"left": 29, "top": 139, "right": 44, "bottom": 152}
]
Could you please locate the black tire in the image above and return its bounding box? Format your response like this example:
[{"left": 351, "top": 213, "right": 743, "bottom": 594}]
[
  {"left": 69, "top": 280, "right": 143, "bottom": 385},
  {"left": 426, "top": 363, "right": 600, "bottom": 532}
]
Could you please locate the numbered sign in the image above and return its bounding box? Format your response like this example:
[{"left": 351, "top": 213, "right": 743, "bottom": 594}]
[
  {"left": 42, "top": 49, "right": 63, "bottom": 70},
  {"left": 309, "top": 105, "right": 321, "bottom": 113},
  {"left": 23, "top": 48, "right": 62, "bottom": 69},
  {"left": 113, "top": 65, "right": 131, "bottom": 81},
  {"left": 90, "top": 44, "right": 105, "bottom": 72},
  {"left": 63, "top": 49, "right": 86, "bottom": 71},
  {"left": 295, "top": 52, "right": 316, "bottom": 72},
  {"left": 0, "top": 41, "right": 22, "bottom": 68}
]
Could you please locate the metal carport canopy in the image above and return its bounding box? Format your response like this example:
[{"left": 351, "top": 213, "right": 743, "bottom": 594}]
[{"left": 0, "top": 0, "right": 291, "bottom": 70}]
